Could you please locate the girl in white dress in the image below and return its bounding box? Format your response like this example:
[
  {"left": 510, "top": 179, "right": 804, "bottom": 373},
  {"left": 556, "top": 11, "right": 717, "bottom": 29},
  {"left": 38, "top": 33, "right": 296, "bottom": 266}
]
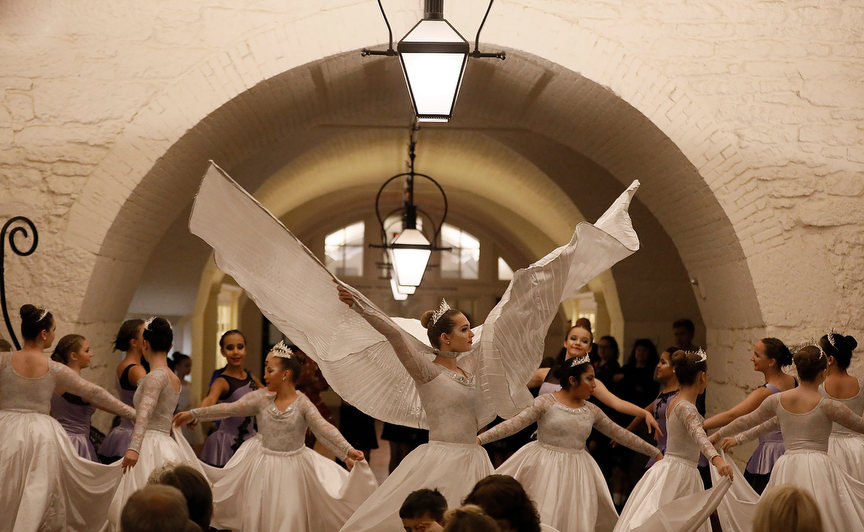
[
  {"left": 714, "top": 345, "right": 864, "bottom": 531},
  {"left": 108, "top": 317, "right": 202, "bottom": 529},
  {"left": 614, "top": 350, "right": 733, "bottom": 532},
  {"left": 0, "top": 304, "right": 136, "bottom": 531},
  {"left": 818, "top": 332, "right": 864, "bottom": 481},
  {"left": 478, "top": 355, "right": 662, "bottom": 531},
  {"left": 174, "top": 342, "right": 376, "bottom": 531}
]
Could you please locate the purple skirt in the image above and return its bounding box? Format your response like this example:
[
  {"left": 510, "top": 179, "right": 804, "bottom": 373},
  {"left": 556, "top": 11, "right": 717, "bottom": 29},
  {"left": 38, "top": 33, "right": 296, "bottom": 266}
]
[{"left": 745, "top": 433, "right": 785, "bottom": 475}]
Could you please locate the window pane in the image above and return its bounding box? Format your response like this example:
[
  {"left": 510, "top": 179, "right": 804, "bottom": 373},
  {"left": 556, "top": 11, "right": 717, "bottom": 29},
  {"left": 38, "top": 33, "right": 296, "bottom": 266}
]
[
  {"left": 325, "top": 221, "right": 364, "bottom": 277},
  {"left": 498, "top": 257, "right": 514, "bottom": 281}
]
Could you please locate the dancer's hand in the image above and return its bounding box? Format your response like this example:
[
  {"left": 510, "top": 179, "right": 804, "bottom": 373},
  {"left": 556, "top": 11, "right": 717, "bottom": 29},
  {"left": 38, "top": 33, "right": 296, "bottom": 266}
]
[
  {"left": 654, "top": 452, "right": 664, "bottom": 462},
  {"left": 335, "top": 282, "right": 355, "bottom": 307},
  {"left": 708, "top": 431, "right": 720, "bottom": 444},
  {"left": 173, "top": 411, "right": 195, "bottom": 427},
  {"left": 122, "top": 450, "right": 139, "bottom": 474},
  {"left": 720, "top": 437, "right": 738, "bottom": 451},
  {"left": 711, "top": 455, "right": 734, "bottom": 481},
  {"left": 643, "top": 410, "right": 663, "bottom": 438},
  {"left": 348, "top": 449, "right": 365, "bottom": 462}
]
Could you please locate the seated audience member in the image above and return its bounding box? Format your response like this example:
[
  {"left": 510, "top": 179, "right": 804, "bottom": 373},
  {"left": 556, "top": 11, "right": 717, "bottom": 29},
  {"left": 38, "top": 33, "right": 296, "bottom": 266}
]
[
  {"left": 149, "top": 464, "right": 214, "bottom": 531},
  {"left": 443, "top": 505, "right": 500, "bottom": 532},
  {"left": 463, "top": 475, "right": 542, "bottom": 532},
  {"left": 400, "top": 488, "right": 448, "bottom": 532},
  {"left": 753, "top": 485, "right": 823, "bottom": 532},
  {"left": 121, "top": 485, "right": 196, "bottom": 532}
]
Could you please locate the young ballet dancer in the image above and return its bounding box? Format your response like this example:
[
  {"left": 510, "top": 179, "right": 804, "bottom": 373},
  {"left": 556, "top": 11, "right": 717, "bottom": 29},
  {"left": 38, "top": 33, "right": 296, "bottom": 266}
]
[{"left": 50, "top": 333, "right": 99, "bottom": 460}]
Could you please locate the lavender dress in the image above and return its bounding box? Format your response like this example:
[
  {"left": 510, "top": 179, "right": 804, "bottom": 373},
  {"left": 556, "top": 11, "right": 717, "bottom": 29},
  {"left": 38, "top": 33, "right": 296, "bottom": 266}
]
[
  {"left": 199, "top": 373, "right": 258, "bottom": 466},
  {"left": 50, "top": 392, "right": 97, "bottom": 461},
  {"left": 742, "top": 383, "right": 785, "bottom": 492},
  {"left": 97, "top": 363, "right": 139, "bottom": 462}
]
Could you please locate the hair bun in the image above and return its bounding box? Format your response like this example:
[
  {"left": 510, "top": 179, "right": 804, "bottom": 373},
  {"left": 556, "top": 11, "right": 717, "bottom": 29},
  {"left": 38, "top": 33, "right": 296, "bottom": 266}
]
[
  {"left": 420, "top": 310, "right": 435, "bottom": 330},
  {"left": 843, "top": 335, "right": 858, "bottom": 352},
  {"left": 20, "top": 304, "right": 38, "bottom": 320}
]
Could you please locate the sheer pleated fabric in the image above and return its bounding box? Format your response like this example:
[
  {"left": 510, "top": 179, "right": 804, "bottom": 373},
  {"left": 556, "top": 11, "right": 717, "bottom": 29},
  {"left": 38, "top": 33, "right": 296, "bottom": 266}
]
[{"left": 190, "top": 162, "right": 640, "bottom": 426}]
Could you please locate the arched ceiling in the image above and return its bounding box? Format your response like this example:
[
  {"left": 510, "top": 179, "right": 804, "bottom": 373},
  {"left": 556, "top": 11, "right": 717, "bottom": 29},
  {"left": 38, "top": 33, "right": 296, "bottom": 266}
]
[{"left": 89, "top": 48, "right": 719, "bottom": 338}]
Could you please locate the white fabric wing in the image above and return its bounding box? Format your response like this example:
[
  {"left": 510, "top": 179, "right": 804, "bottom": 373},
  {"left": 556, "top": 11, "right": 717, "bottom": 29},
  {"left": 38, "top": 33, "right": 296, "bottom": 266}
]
[{"left": 189, "top": 162, "right": 640, "bottom": 426}]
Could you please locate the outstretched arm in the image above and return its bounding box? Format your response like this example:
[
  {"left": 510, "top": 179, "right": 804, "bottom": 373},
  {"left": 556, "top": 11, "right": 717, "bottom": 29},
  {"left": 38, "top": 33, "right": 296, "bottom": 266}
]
[
  {"left": 337, "top": 284, "right": 440, "bottom": 384},
  {"left": 299, "top": 394, "right": 356, "bottom": 462},
  {"left": 822, "top": 399, "right": 864, "bottom": 434},
  {"left": 590, "top": 404, "right": 661, "bottom": 458},
  {"left": 711, "top": 395, "right": 778, "bottom": 441},
  {"left": 593, "top": 379, "right": 663, "bottom": 436},
  {"left": 478, "top": 396, "right": 549, "bottom": 445},
  {"left": 176, "top": 389, "right": 270, "bottom": 426},
  {"left": 53, "top": 364, "right": 135, "bottom": 420},
  {"left": 703, "top": 386, "right": 772, "bottom": 431},
  {"left": 718, "top": 418, "right": 780, "bottom": 450}
]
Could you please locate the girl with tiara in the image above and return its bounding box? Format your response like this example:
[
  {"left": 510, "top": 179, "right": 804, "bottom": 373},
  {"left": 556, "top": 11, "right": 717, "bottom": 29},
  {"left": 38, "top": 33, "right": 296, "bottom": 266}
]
[
  {"left": 613, "top": 350, "right": 733, "bottom": 532},
  {"left": 478, "top": 354, "right": 663, "bottom": 531},
  {"left": 713, "top": 344, "right": 864, "bottom": 530},
  {"left": 108, "top": 316, "right": 203, "bottom": 529},
  {"left": 818, "top": 332, "right": 864, "bottom": 481},
  {"left": 174, "top": 341, "right": 376, "bottom": 531},
  {"left": 99, "top": 318, "right": 146, "bottom": 463},
  {"left": 49, "top": 333, "right": 99, "bottom": 461},
  {"left": 702, "top": 338, "right": 796, "bottom": 493},
  {"left": 198, "top": 329, "right": 261, "bottom": 466},
  {"left": 0, "top": 305, "right": 136, "bottom": 531},
  {"left": 528, "top": 323, "right": 663, "bottom": 436},
  {"left": 188, "top": 165, "right": 642, "bottom": 532}
]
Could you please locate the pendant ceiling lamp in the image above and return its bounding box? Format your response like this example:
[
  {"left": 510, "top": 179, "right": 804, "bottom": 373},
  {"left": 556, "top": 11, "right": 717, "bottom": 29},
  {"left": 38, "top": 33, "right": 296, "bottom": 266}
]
[{"left": 362, "top": 0, "right": 505, "bottom": 122}]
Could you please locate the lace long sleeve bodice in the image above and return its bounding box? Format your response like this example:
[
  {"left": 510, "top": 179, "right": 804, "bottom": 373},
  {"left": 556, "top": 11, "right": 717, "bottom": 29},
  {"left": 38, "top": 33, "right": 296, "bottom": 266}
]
[
  {"left": 0, "top": 352, "right": 134, "bottom": 419},
  {"left": 350, "top": 301, "right": 441, "bottom": 384},
  {"left": 478, "top": 395, "right": 550, "bottom": 444},
  {"left": 732, "top": 417, "right": 781, "bottom": 444},
  {"left": 713, "top": 394, "right": 779, "bottom": 442},
  {"left": 129, "top": 368, "right": 179, "bottom": 453},
  {"left": 190, "top": 388, "right": 272, "bottom": 422},
  {"left": 666, "top": 399, "right": 718, "bottom": 462},
  {"left": 296, "top": 392, "right": 353, "bottom": 459},
  {"left": 590, "top": 403, "right": 660, "bottom": 457}
]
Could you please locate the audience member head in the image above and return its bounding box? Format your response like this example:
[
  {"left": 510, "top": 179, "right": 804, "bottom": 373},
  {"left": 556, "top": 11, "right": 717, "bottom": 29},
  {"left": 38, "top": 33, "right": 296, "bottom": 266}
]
[
  {"left": 627, "top": 338, "right": 659, "bottom": 368},
  {"left": 120, "top": 485, "right": 190, "bottom": 532},
  {"left": 670, "top": 349, "right": 707, "bottom": 389},
  {"left": 597, "top": 335, "right": 619, "bottom": 364},
  {"left": 400, "top": 488, "right": 448, "bottom": 531},
  {"left": 443, "top": 505, "right": 500, "bottom": 532},
  {"left": 793, "top": 345, "right": 828, "bottom": 382},
  {"left": 673, "top": 318, "right": 695, "bottom": 349},
  {"left": 820, "top": 333, "right": 857, "bottom": 370},
  {"left": 757, "top": 338, "right": 793, "bottom": 371},
  {"left": 114, "top": 319, "right": 145, "bottom": 353},
  {"left": 148, "top": 464, "right": 213, "bottom": 531},
  {"left": 50, "top": 334, "right": 89, "bottom": 368},
  {"left": 142, "top": 317, "right": 173, "bottom": 354},
  {"left": 752, "top": 485, "right": 823, "bottom": 532},
  {"left": 19, "top": 304, "right": 54, "bottom": 345},
  {"left": 655, "top": 347, "right": 679, "bottom": 384},
  {"left": 421, "top": 302, "right": 472, "bottom": 352},
  {"left": 170, "top": 352, "right": 191, "bottom": 377},
  {"left": 463, "top": 475, "right": 541, "bottom": 532}
]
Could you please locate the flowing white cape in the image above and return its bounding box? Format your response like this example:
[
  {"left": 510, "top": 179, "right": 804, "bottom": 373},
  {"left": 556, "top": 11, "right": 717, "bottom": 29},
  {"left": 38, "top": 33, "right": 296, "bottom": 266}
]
[{"left": 189, "top": 162, "right": 640, "bottom": 427}]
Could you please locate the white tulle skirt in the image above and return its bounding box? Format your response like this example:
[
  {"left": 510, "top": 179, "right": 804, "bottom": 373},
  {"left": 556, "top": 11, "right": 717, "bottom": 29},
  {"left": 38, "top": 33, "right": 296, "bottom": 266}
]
[
  {"left": 0, "top": 410, "right": 123, "bottom": 532},
  {"left": 496, "top": 442, "right": 617, "bottom": 532},
  {"left": 195, "top": 435, "right": 378, "bottom": 532},
  {"left": 106, "top": 429, "right": 202, "bottom": 530},
  {"left": 614, "top": 456, "right": 714, "bottom": 532},
  {"left": 340, "top": 441, "right": 494, "bottom": 532},
  {"left": 828, "top": 433, "right": 864, "bottom": 482}
]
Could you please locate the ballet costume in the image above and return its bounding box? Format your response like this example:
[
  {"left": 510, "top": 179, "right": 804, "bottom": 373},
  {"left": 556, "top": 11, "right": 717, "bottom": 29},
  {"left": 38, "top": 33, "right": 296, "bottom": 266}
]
[
  {"left": 106, "top": 367, "right": 203, "bottom": 529},
  {"left": 185, "top": 389, "right": 377, "bottom": 531},
  {"left": 50, "top": 391, "right": 98, "bottom": 461},
  {"left": 819, "top": 378, "right": 864, "bottom": 482},
  {"left": 0, "top": 352, "right": 135, "bottom": 531},
  {"left": 614, "top": 399, "right": 726, "bottom": 532},
  {"left": 479, "top": 394, "right": 660, "bottom": 531},
  {"left": 97, "top": 363, "right": 140, "bottom": 462},
  {"left": 741, "top": 383, "right": 788, "bottom": 493},
  {"left": 199, "top": 372, "right": 258, "bottom": 466},
  {"left": 712, "top": 393, "right": 864, "bottom": 531}
]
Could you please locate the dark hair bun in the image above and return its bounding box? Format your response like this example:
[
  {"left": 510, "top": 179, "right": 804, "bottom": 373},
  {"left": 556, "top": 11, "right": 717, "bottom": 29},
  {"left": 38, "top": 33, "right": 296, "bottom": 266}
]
[
  {"left": 20, "top": 304, "right": 39, "bottom": 320},
  {"left": 843, "top": 335, "right": 858, "bottom": 352},
  {"left": 420, "top": 310, "right": 435, "bottom": 330}
]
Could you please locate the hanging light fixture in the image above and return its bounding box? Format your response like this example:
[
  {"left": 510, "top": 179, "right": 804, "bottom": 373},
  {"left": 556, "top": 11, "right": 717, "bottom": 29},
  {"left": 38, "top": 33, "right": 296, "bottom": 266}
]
[
  {"left": 362, "top": 0, "right": 505, "bottom": 122},
  {"left": 373, "top": 122, "right": 450, "bottom": 298}
]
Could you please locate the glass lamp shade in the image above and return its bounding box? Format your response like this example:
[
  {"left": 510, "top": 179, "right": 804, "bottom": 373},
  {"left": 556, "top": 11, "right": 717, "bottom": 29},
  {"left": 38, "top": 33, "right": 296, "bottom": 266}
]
[
  {"left": 397, "top": 19, "right": 469, "bottom": 122},
  {"left": 388, "top": 228, "right": 432, "bottom": 287},
  {"left": 389, "top": 276, "right": 409, "bottom": 300}
]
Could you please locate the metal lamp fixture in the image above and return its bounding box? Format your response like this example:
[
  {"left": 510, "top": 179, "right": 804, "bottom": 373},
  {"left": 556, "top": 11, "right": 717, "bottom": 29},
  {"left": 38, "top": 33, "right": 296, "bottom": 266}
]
[
  {"left": 373, "top": 123, "right": 450, "bottom": 298},
  {"left": 363, "top": 0, "right": 505, "bottom": 122}
]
